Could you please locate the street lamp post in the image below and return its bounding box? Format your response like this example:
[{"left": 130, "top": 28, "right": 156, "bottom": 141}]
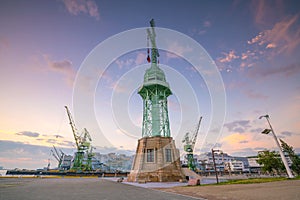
[
  {"left": 259, "top": 114, "right": 294, "bottom": 178},
  {"left": 212, "top": 149, "right": 222, "bottom": 184}
]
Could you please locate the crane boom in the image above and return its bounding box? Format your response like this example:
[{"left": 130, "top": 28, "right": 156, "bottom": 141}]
[
  {"left": 192, "top": 116, "right": 202, "bottom": 148},
  {"left": 53, "top": 145, "right": 61, "bottom": 158},
  {"left": 51, "top": 150, "right": 60, "bottom": 162},
  {"left": 64, "top": 106, "right": 80, "bottom": 149}
]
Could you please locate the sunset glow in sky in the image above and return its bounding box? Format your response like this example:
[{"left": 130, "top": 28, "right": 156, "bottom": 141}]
[{"left": 1, "top": 0, "right": 300, "bottom": 169}]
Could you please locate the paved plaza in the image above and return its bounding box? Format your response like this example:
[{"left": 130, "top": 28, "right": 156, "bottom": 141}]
[
  {"left": 0, "top": 178, "right": 202, "bottom": 200},
  {"left": 1, "top": 177, "right": 300, "bottom": 200}
]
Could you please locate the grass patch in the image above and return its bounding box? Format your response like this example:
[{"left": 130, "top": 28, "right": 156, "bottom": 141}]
[
  {"left": 217, "top": 177, "right": 286, "bottom": 185},
  {"left": 211, "top": 176, "right": 300, "bottom": 186}
]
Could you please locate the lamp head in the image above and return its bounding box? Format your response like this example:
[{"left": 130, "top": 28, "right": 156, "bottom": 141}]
[
  {"left": 261, "top": 129, "right": 272, "bottom": 134},
  {"left": 259, "top": 114, "right": 269, "bottom": 119}
]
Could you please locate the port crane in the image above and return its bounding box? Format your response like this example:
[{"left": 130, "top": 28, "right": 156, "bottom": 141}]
[
  {"left": 51, "top": 145, "right": 64, "bottom": 169},
  {"left": 182, "top": 116, "right": 202, "bottom": 171},
  {"left": 65, "top": 106, "right": 93, "bottom": 171}
]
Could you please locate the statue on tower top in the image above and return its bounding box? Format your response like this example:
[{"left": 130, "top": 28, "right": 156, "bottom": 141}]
[{"left": 147, "top": 19, "right": 159, "bottom": 65}]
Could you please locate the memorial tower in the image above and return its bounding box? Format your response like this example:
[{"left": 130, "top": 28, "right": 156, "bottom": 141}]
[{"left": 127, "top": 19, "right": 185, "bottom": 182}]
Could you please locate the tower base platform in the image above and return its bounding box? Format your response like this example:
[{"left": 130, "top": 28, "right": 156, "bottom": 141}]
[{"left": 127, "top": 136, "right": 185, "bottom": 182}]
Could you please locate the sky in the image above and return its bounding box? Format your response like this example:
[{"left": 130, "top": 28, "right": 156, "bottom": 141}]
[{"left": 1, "top": 0, "right": 300, "bottom": 169}]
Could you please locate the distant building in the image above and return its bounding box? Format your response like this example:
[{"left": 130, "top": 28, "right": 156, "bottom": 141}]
[
  {"left": 186, "top": 152, "right": 255, "bottom": 173},
  {"left": 93, "top": 152, "right": 134, "bottom": 172},
  {"left": 195, "top": 152, "right": 234, "bottom": 172},
  {"left": 247, "top": 156, "right": 262, "bottom": 173},
  {"left": 228, "top": 160, "right": 244, "bottom": 172},
  {"left": 60, "top": 155, "right": 72, "bottom": 170}
]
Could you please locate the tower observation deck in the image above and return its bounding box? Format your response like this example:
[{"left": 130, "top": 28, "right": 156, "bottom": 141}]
[{"left": 139, "top": 19, "right": 172, "bottom": 138}]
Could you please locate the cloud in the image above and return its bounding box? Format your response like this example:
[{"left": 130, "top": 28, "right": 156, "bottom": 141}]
[
  {"left": 189, "top": 20, "right": 212, "bottom": 36},
  {"left": 203, "top": 20, "right": 211, "bottom": 27},
  {"left": 108, "top": 78, "right": 130, "bottom": 94},
  {"left": 279, "top": 131, "right": 300, "bottom": 138},
  {"left": 248, "top": 15, "right": 300, "bottom": 54},
  {"left": 44, "top": 55, "right": 76, "bottom": 86},
  {"left": 233, "top": 127, "right": 246, "bottom": 133},
  {"left": 224, "top": 120, "right": 251, "bottom": 132},
  {"left": 251, "top": 0, "right": 285, "bottom": 26},
  {"left": 16, "top": 131, "right": 40, "bottom": 138},
  {"left": 0, "top": 37, "right": 10, "bottom": 53},
  {"left": 222, "top": 133, "right": 249, "bottom": 145},
  {"left": 135, "top": 52, "right": 147, "bottom": 65},
  {"left": 62, "top": 0, "right": 100, "bottom": 20},
  {"left": 266, "top": 43, "right": 276, "bottom": 49},
  {"left": 249, "top": 62, "right": 300, "bottom": 78},
  {"left": 93, "top": 145, "right": 135, "bottom": 155},
  {"left": 229, "top": 147, "right": 259, "bottom": 157},
  {"left": 9, "top": 130, "right": 74, "bottom": 148},
  {"left": 113, "top": 52, "right": 146, "bottom": 70},
  {"left": 244, "top": 89, "right": 268, "bottom": 100},
  {"left": 241, "top": 50, "right": 256, "bottom": 60},
  {"left": 0, "top": 140, "right": 74, "bottom": 169},
  {"left": 115, "top": 58, "right": 134, "bottom": 69},
  {"left": 198, "top": 142, "right": 222, "bottom": 153},
  {"left": 281, "top": 131, "right": 292, "bottom": 136},
  {"left": 220, "top": 132, "right": 269, "bottom": 156},
  {"left": 250, "top": 128, "right": 263, "bottom": 133},
  {"left": 217, "top": 50, "right": 239, "bottom": 63},
  {"left": 46, "top": 139, "right": 57, "bottom": 144},
  {"left": 166, "top": 41, "right": 193, "bottom": 59},
  {"left": 54, "top": 135, "right": 64, "bottom": 138},
  {"left": 248, "top": 32, "right": 264, "bottom": 45},
  {"left": 57, "top": 141, "right": 74, "bottom": 147},
  {"left": 168, "top": 98, "right": 180, "bottom": 112}
]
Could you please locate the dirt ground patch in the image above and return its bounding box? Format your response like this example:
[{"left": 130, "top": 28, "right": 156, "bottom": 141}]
[{"left": 155, "top": 180, "right": 300, "bottom": 200}]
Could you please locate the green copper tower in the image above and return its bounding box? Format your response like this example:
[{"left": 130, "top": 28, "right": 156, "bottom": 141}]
[
  {"left": 138, "top": 19, "right": 172, "bottom": 138},
  {"left": 128, "top": 19, "right": 185, "bottom": 182}
]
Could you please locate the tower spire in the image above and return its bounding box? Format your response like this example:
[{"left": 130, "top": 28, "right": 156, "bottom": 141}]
[{"left": 147, "top": 19, "right": 159, "bottom": 66}]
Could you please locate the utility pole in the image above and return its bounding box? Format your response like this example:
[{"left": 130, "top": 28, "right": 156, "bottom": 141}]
[{"left": 259, "top": 114, "right": 294, "bottom": 178}]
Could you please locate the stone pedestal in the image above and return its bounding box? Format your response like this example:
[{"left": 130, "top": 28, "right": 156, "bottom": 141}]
[{"left": 127, "top": 136, "right": 185, "bottom": 182}]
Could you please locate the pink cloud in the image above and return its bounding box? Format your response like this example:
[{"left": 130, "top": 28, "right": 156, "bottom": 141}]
[
  {"left": 43, "top": 55, "right": 76, "bottom": 86},
  {"left": 135, "top": 52, "right": 146, "bottom": 65},
  {"left": 243, "top": 89, "right": 268, "bottom": 100},
  {"left": 266, "top": 43, "right": 276, "bottom": 49},
  {"left": 248, "top": 15, "right": 300, "bottom": 54},
  {"left": 218, "top": 50, "right": 239, "bottom": 63},
  {"left": 168, "top": 98, "right": 180, "bottom": 112},
  {"left": 109, "top": 81, "right": 129, "bottom": 94},
  {"left": 62, "top": 0, "right": 100, "bottom": 20},
  {"left": 166, "top": 41, "right": 193, "bottom": 59},
  {"left": 0, "top": 38, "right": 10, "bottom": 53},
  {"left": 115, "top": 58, "right": 134, "bottom": 69},
  {"left": 247, "top": 32, "right": 264, "bottom": 45},
  {"left": 249, "top": 62, "right": 300, "bottom": 78},
  {"left": 203, "top": 20, "right": 211, "bottom": 27},
  {"left": 251, "top": 0, "right": 285, "bottom": 26}
]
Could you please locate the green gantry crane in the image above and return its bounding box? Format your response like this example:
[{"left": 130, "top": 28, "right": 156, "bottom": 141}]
[
  {"left": 65, "top": 106, "right": 93, "bottom": 171},
  {"left": 182, "top": 116, "right": 202, "bottom": 171}
]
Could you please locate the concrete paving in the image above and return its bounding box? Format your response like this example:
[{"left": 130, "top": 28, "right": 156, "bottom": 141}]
[{"left": 0, "top": 178, "right": 204, "bottom": 200}]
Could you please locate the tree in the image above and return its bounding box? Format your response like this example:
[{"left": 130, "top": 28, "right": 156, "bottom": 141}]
[
  {"left": 257, "top": 150, "right": 284, "bottom": 174},
  {"left": 280, "top": 139, "right": 300, "bottom": 175}
]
